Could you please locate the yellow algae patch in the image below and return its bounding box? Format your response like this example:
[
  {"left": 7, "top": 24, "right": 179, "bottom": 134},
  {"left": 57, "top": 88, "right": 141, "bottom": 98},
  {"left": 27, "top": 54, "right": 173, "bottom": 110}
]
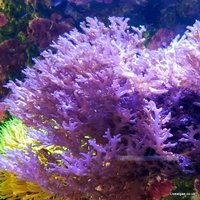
[
  {"left": 0, "top": 118, "right": 34, "bottom": 153},
  {"left": 0, "top": 170, "right": 69, "bottom": 200}
]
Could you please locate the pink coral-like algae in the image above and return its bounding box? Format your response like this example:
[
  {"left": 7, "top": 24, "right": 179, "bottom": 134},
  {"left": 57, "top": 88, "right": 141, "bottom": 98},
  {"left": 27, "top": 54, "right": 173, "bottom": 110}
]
[{"left": 1, "top": 17, "right": 200, "bottom": 199}]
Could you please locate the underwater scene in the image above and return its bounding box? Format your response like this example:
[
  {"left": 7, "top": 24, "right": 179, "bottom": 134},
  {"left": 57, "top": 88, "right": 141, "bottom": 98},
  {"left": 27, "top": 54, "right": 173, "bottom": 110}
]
[{"left": 1, "top": 0, "right": 200, "bottom": 199}]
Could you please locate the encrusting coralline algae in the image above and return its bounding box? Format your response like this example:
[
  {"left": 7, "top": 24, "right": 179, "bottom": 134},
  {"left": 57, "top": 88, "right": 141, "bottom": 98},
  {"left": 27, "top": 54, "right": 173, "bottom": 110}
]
[{"left": 0, "top": 17, "right": 200, "bottom": 199}]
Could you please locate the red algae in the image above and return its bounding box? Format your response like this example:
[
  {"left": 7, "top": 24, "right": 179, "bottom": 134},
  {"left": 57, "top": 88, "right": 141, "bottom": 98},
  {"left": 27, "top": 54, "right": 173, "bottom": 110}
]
[
  {"left": 149, "top": 28, "right": 175, "bottom": 50},
  {"left": 0, "top": 12, "right": 8, "bottom": 28}
]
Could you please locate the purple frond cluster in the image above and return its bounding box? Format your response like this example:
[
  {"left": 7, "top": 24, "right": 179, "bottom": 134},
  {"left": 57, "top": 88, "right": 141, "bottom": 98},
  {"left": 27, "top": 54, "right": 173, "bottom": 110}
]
[{"left": 2, "top": 17, "right": 200, "bottom": 199}]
